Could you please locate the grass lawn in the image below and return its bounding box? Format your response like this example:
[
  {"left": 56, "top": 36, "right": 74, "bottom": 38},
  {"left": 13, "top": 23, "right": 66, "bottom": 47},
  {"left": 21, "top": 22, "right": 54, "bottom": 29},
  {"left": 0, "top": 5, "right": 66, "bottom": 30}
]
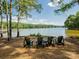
[{"left": 65, "top": 30, "right": 79, "bottom": 37}]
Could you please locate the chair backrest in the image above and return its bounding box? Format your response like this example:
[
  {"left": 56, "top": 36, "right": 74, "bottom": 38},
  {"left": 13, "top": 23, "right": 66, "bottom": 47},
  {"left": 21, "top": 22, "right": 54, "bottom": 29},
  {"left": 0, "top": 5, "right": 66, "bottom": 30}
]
[
  {"left": 37, "top": 36, "right": 43, "bottom": 45},
  {"left": 48, "top": 36, "right": 54, "bottom": 42},
  {"left": 58, "top": 36, "right": 63, "bottom": 43},
  {"left": 47, "top": 36, "right": 54, "bottom": 46},
  {"left": 25, "top": 37, "right": 30, "bottom": 45}
]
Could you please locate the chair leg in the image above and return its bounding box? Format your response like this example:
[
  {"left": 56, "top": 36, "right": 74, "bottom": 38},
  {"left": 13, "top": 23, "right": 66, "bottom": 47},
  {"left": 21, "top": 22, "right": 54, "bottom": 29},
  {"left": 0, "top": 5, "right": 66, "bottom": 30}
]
[
  {"left": 52, "top": 44, "right": 55, "bottom": 47},
  {"left": 27, "top": 45, "right": 29, "bottom": 48},
  {"left": 62, "top": 43, "right": 64, "bottom": 46},
  {"left": 52, "top": 40, "right": 55, "bottom": 47},
  {"left": 23, "top": 44, "right": 26, "bottom": 47},
  {"left": 42, "top": 44, "right": 45, "bottom": 48},
  {"left": 23, "top": 41, "right": 27, "bottom": 47}
]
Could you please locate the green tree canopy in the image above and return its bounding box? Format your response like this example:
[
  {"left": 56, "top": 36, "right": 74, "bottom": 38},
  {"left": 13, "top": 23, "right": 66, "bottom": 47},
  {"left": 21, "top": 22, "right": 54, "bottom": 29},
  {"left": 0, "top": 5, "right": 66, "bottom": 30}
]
[
  {"left": 65, "top": 11, "right": 79, "bottom": 29},
  {"left": 14, "top": 0, "right": 42, "bottom": 17}
]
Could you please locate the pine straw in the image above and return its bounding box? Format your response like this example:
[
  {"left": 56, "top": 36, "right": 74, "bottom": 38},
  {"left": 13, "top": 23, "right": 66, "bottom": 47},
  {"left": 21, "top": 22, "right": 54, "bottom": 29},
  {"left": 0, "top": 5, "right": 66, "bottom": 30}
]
[{"left": 0, "top": 37, "right": 79, "bottom": 59}]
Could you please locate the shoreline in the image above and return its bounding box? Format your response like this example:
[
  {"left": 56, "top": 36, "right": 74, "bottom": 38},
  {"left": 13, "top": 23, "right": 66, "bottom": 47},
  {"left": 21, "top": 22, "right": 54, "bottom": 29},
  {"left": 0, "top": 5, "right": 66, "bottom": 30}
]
[{"left": 1, "top": 35, "right": 79, "bottom": 40}]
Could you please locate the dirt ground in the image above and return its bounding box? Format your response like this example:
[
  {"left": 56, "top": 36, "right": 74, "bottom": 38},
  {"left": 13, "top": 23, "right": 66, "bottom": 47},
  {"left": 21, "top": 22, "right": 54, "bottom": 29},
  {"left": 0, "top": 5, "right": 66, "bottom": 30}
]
[{"left": 0, "top": 37, "right": 79, "bottom": 59}]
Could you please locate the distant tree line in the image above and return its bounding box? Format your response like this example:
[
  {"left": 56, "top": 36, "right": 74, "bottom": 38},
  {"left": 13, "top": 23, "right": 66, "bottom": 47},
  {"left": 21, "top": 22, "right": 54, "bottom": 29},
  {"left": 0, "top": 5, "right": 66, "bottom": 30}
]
[
  {"left": 0, "top": 22, "right": 55, "bottom": 29},
  {"left": 0, "top": 22, "right": 64, "bottom": 29}
]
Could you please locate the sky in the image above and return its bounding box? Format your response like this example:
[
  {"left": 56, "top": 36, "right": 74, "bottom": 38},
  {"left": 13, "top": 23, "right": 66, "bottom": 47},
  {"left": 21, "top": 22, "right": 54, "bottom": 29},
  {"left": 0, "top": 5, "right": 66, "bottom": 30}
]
[{"left": 5, "top": 0, "right": 79, "bottom": 26}]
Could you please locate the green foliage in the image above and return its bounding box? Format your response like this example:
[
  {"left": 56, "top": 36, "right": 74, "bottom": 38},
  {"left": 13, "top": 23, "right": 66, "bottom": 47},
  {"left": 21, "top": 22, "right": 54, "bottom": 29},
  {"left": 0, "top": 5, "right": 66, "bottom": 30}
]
[
  {"left": 14, "top": 0, "right": 42, "bottom": 16},
  {"left": 2, "top": 0, "right": 9, "bottom": 14},
  {"left": 55, "top": 0, "right": 78, "bottom": 13},
  {"left": 65, "top": 11, "right": 79, "bottom": 29},
  {"left": 30, "top": 33, "right": 41, "bottom": 37}
]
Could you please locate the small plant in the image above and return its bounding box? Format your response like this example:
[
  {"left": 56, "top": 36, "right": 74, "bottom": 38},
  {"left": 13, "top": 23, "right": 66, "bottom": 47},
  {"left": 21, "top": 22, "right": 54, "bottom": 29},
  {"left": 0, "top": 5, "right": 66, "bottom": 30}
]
[
  {"left": 30, "top": 33, "right": 41, "bottom": 37},
  {"left": 37, "top": 33, "right": 41, "bottom": 37},
  {"left": 30, "top": 34, "right": 36, "bottom": 36}
]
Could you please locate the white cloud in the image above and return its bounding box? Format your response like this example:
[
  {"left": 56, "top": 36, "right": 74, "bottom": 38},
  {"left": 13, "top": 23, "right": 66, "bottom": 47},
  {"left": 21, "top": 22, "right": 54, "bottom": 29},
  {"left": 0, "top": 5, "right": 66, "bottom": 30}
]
[
  {"left": 2, "top": 16, "right": 64, "bottom": 25},
  {"left": 48, "top": 2, "right": 54, "bottom": 7},
  {"left": 48, "top": 0, "right": 61, "bottom": 7}
]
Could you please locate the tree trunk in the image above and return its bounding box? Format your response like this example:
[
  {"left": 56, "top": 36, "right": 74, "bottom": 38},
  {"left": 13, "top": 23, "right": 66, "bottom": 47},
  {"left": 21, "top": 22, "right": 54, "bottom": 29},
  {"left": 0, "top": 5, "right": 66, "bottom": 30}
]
[
  {"left": 17, "top": 5, "right": 20, "bottom": 37},
  {"left": 1, "top": 13, "right": 3, "bottom": 37},
  {"left": 6, "top": 13, "right": 9, "bottom": 40},
  {"left": 6, "top": 0, "right": 9, "bottom": 41},
  {"left": 0, "top": 0, "right": 3, "bottom": 37},
  {"left": 17, "top": 15, "right": 20, "bottom": 37},
  {"left": 9, "top": 0, "right": 12, "bottom": 40}
]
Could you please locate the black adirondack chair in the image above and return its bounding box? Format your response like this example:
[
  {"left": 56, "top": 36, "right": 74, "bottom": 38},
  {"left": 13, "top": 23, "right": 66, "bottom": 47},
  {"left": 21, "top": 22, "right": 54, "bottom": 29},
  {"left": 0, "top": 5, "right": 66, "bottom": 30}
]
[
  {"left": 23, "top": 37, "right": 31, "bottom": 48},
  {"left": 57, "top": 36, "right": 64, "bottom": 45},
  {"left": 36, "top": 36, "right": 44, "bottom": 48},
  {"left": 47, "top": 36, "right": 54, "bottom": 46}
]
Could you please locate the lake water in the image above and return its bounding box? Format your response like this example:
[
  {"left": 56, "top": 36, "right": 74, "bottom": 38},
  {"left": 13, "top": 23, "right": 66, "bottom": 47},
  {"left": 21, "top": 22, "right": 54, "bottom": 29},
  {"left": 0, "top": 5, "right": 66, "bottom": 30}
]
[{"left": 3, "top": 28, "right": 67, "bottom": 38}]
